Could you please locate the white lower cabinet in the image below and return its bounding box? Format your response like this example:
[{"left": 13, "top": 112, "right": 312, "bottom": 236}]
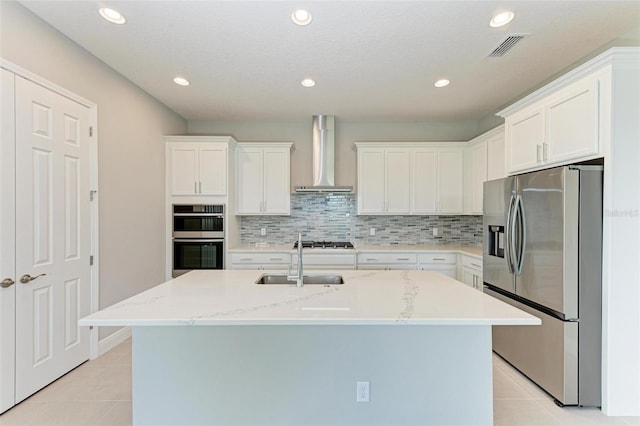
[
  {"left": 460, "top": 254, "right": 483, "bottom": 291},
  {"left": 417, "top": 253, "right": 457, "bottom": 278},
  {"left": 229, "top": 252, "right": 291, "bottom": 270},
  {"left": 302, "top": 253, "right": 357, "bottom": 270},
  {"left": 356, "top": 253, "right": 417, "bottom": 270}
]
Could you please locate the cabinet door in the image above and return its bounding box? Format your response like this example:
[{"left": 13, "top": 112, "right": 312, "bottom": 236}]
[
  {"left": 546, "top": 78, "right": 599, "bottom": 164},
  {"left": 462, "top": 268, "right": 476, "bottom": 287},
  {"left": 170, "top": 145, "right": 198, "bottom": 195},
  {"left": 263, "top": 149, "right": 290, "bottom": 214},
  {"left": 486, "top": 131, "right": 506, "bottom": 181},
  {"left": 236, "top": 149, "right": 264, "bottom": 214},
  {"left": 385, "top": 149, "right": 411, "bottom": 214},
  {"left": 358, "top": 149, "right": 385, "bottom": 214},
  {"left": 438, "top": 150, "right": 464, "bottom": 214},
  {"left": 470, "top": 141, "right": 487, "bottom": 214},
  {"left": 198, "top": 145, "right": 227, "bottom": 195},
  {"left": 506, "top": 107, "right": 544, "bottom": 173},
  {"left": 412, "top": 149, "right": 437, "bottom": 214}
]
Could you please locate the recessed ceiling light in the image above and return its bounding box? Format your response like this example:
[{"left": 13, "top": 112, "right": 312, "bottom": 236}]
[
  {"left": 291, "top": 9, "right": 312, "bottom": 26},
  {"left": 173, "top": 77, "right": 190, "bottom": 86},
  {"left": 301, "top": 78, "right": 316, "bottom": 88},
  {"left": 99, "top": 7, "right": 126, "bottom": 24},
  {"left": 489, "top": 11, "right": 515, "bottom": 28},
  {"left": 434, "top": 79, "right": 450, "bottom": 88}
]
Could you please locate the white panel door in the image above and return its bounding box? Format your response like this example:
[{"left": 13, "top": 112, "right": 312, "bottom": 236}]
[
  {"left": 486, "top": 131, "right": 506, "bottom": 181},
  {"left": 506, "top": 107, "right": 544, "bottom": 173},
  {"left": 0, "top": 69, "right": 17, "bottom": 414},
  {"left": 237, "top": 148, "right": 264, "bottom": 214},
  {"left": 14, "top": 76, "right": 90, "bottom": 403},
  {"left": 412, "top": 149, "right": 437, "bottom": 214},
  {"left": 438, "top": 150, "right": 464, "bottom": 214},
  {"left": 263, "top": 149, "right": 290, "bottom": 214},
  {"left": 385, "top": 149, "right": 411, "bottom": 214},
  {"left": 198, "top": 145, "right": 226, "bottom": 195},
  {"left": 546, "top": 78, "right": 599, "bottom": 164},
  {"left": 170, "top": 145, "right": 198, "bottom": 195},
  {"left": 357, "top": 149, "right": 385, "bottom": 214},
  {"left": 471, "top": 141, "right": 487, "bottom": 214}
]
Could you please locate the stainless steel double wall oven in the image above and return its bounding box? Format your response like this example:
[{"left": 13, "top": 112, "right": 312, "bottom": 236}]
[{"left": 172, "top": 204, "right": 224, "bottom": 277}]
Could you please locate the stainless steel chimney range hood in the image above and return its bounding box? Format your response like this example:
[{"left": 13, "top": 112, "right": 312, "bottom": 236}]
[{"left": 294, "top": 115, "right": 353, "bottom": 193}]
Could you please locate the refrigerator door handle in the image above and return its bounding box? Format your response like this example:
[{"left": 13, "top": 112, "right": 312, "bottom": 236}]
[
  {"left": 515, "top": 194, "right": 526, "bottom": 275},
  {"left": 505, "top": 194, "right": 516, "bottom": 274}
]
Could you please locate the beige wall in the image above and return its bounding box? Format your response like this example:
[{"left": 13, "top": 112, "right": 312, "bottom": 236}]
[
  {"left": 0, "top": 1, "right": 187, "bottom": 340},
  {"left": 188, "top": 119, "right": 483, "bottom": 189}
]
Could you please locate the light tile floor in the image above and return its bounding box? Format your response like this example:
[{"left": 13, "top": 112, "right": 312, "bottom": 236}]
[{"left": 1, "top": 338, "right": 638, "bottom": 426}]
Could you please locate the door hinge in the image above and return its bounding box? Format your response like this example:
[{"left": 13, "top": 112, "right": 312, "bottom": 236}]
[
  {"left": 90, "top": 255, "right": 94, "bottom": 266},
  {"left": 89, "top": 126, "right": 93, "bottom": 137},
  {"left": 90, "top": 190, "right": 97, "bottom": 201}
]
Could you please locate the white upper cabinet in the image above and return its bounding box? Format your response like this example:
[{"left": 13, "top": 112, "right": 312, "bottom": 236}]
[
  {"left": 545, "top": 77, "right": 599, "bottom": 163},
  {"left": 166, "top": 137, "right": 231, "bottom": 196},
  {"left": 356, "top": 142, "right": 464, "bottom": 215},
  {"left": 437, "top": 150, "right": 464, "bottom": 214},
  {"left": 464, "top": 125, "right": 505, "bottom": 215},
  {"left": 486, "top": 129, "right": 506, "bottom": 181},
  {"left": 501, "top": 66, "right": 605, "bottom": 174},
  {"left": 236, "top": 142, "right": 292, "bottom": 215},
  {"left": 357, "top": 147, "right": 411, "bottom": 214},
  {"left": 412, "top": 149, "right": 438, "bottom": 214}
]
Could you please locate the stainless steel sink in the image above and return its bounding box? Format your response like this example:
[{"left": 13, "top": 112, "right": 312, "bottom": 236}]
[{"left": 255, "top": 273, "right": 344, "bottom": 285}]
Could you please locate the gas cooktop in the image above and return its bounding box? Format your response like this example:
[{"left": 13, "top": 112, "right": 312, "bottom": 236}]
[{"left": 293, "top": 241, "right": 355, "bottom": 249}]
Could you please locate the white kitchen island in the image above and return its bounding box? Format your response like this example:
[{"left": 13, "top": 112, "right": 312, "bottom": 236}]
[{"left": 80, "top": 270, "right": 539, "bottom": 426}]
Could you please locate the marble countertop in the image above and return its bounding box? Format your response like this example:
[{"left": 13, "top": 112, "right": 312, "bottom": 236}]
[
  {"left": 79, "top": 270, "right": 539, "bottom": 327},
  {"left": 229, "top": 245, "right": 483, "bottom": 258}
]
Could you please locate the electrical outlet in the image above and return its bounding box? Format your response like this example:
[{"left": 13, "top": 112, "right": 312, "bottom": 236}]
[
  {"left": 370, "top": 228, "right": 376, "bottom": 236},
  {"left": 260, "top": 228, "right": 266, "bottom": 236},
  {"left": 432, "top": 228, "right": 439, "bottom": 236},
  {"left": 357, "top": 381, "right": 370, "bottom": 402}
]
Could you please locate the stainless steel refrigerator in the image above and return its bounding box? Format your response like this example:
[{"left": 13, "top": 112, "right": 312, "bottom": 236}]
[{"left": 483, "top": 165, "right": 603, "bottom": 407}]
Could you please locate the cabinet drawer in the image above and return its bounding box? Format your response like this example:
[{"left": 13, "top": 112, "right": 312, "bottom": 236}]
[
  {"left": 229, "top": 252, "right": 291, "bottom": 264},
  {"left": 417, "top": 253, "right": 457, "bottom": 264},
  {"left": 357, "top": 253, "right": 417, "bottom": 264},
  {"left": 461, "top": 255, "right": 483, "bottom": 271},
  {"left": 302, "top": 254, "right": 356, "bottom": 266}
]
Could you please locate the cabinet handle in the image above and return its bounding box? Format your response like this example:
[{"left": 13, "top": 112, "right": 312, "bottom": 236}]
[
  {"left": 536, "top": 145, "right": 542, "bottom": 163},
  {"left": 194, "top": 182, "right": 198, "bottom": 194},
  {"left": 433, "top": 258, "right": 446, "bottom": 261},
  {"left": 199, "top": 181, "right": 202, "bottom": 194},
  {"left": 471, "top": 263, "right": 481, "bottom": 268},
  {"left": 366, "top": 258, "right": 379, "bottom": 262},
  {"left": 240, "top": 258, "right": 253, "bottom": 261},
  {"left": 542, "top": 143, "right": 548, "bottom": 162},
  {"left": 396, "top": 258, "right": 410, "bottom": 261},
  {"left": 269, "top": 258, "right": 283, "bottom": 261}
]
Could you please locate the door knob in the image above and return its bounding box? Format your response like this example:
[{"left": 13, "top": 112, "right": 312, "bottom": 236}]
[
  {"left": 19, "top": 273, "right": 47, "bottom": 284},
  {"left": 1, "top": 278, "right": 15, "bottom": 288}
]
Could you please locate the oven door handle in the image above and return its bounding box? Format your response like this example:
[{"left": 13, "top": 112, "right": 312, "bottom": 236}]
[{"left": 173, "top": 239, "right": 224, "bottom": 243}]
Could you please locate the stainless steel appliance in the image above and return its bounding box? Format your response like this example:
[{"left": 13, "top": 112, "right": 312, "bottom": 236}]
[
  {"left": 172, "top": 204, "right": 224, "bottom": 277},
  {"left": 293, "top": 240, "right": 355, "bottom": 249},
  {"left": 483, "top": 165, "right": 603, "bottom": 407}
]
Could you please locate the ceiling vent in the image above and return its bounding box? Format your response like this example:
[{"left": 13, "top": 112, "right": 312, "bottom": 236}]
[{"left": 488, "top": 34, "right": 530, "bottom": 57}]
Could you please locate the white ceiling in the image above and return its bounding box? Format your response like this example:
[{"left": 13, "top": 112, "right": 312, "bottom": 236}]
[{"left": 18, "top": 1, "right": 640, "bottom": 122}]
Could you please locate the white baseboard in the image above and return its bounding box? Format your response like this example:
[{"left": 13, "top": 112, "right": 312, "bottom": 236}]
[{"left": 96, "top": 326, "right": 131, "bottom": 358}]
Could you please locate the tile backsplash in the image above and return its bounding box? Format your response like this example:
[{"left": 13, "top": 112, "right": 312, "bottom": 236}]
[{"left": 240, "top": 193, "right": 482, "bottom": 247}]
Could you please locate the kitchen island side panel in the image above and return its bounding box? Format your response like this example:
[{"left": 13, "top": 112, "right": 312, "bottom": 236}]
[{"left": 132, "top": 325, "right": 493, "bottom": 426}]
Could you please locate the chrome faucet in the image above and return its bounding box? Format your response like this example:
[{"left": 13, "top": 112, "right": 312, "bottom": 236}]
[{"left": 288, "top": 233, "right": 304, "bottom": 287}]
